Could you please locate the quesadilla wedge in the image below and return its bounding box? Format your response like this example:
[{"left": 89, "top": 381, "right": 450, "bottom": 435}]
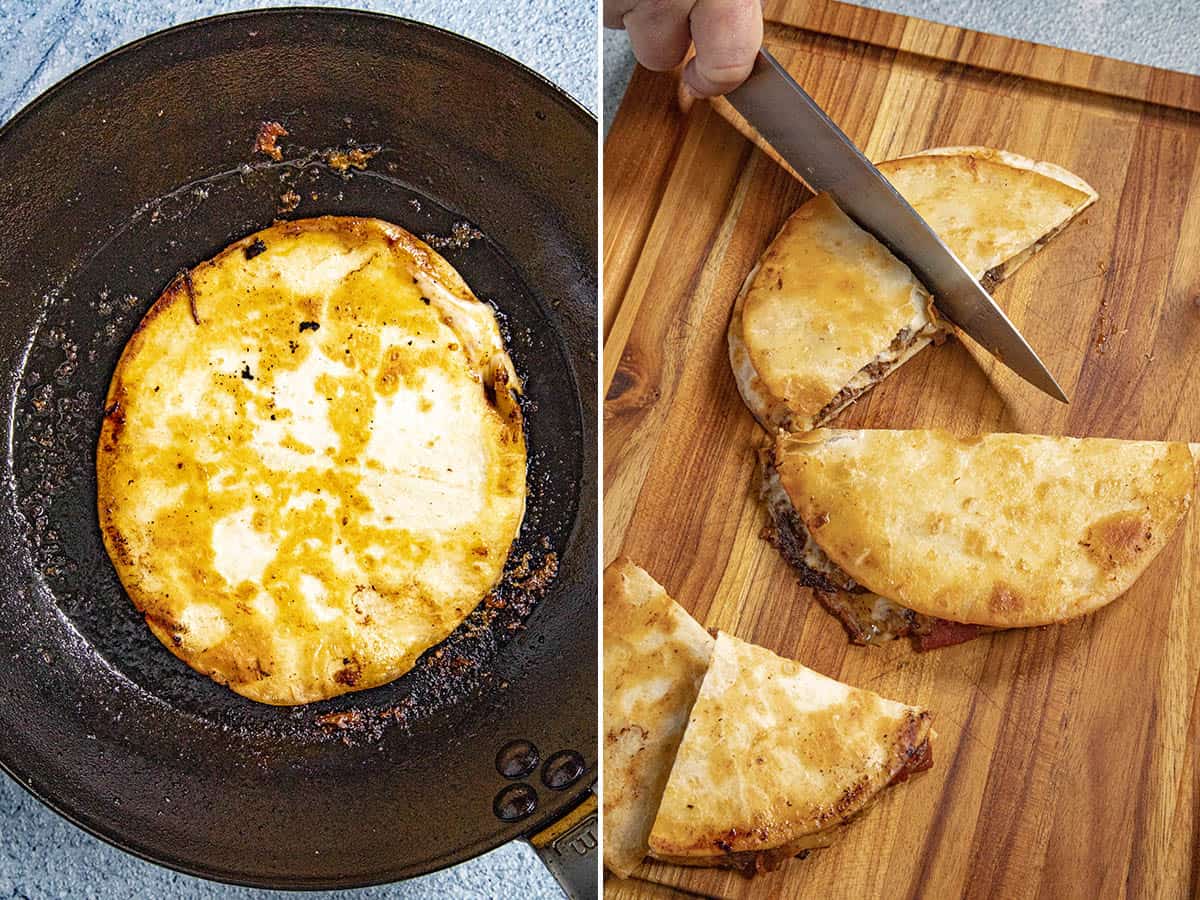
[
  {"left": 603, "top": 558, "right": 715, "bottom": 877},
  {"left": 766, "top": 429, "right": 1195, "bottom": 648},
  {"left": 648, "top": 632, "right": 933, "bottom": 873},
  {"left": 729, "top": 147, "right": 1097, "bottom": 432},
  {"left": 881, "top": 147, "right": 1099, "bottom": 289}
]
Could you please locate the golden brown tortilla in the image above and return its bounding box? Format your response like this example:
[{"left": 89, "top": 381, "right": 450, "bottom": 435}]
[
  {"left": 774, "top": 429, "right": 1194, "bottom": 628},
  {"left": 98, "top": 217, "right": 526, "bottom": 705},
  {"left": 648, "top": 632, "right": 932, "bottom": 872},
  {"left": 603, "top": 559, "right": 715, "bottom": 877}
]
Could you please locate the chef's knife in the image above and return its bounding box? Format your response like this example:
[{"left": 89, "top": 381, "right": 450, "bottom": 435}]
[{"left": 725, "top": 48, "right": 1068, "bottom": 402}]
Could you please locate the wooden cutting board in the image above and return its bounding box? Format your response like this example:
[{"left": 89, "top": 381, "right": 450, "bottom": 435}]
[{"left": 603, "top": 1, "right": 1200, "bottom": 897}]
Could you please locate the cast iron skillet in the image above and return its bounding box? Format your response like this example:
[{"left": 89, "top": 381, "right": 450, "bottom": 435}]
[{"left": 0, "top": 9, "right": 596, "bottom": 895}]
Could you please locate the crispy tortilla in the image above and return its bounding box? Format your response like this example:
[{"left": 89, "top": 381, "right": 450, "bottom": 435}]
[
  {"left": 773, "top": 429, "right": 1194, "bottom": 629},
  {"left": 878, "top": 146, "right": 1098, "bottom": 286},
  {"left": 760, "top": 449, "right": 990, "bottom": 650},
  {"left": 648, "top": 632, "right": 932, "bottom": 873},
  {"left": 729, "top": 193, "right": 938, "bottom": 433},
  {"left": 730, "top": 147, "right": 1096, "bottom": 432},
  {"left": 603, "top": 559, "right": 715, "bottom": 877},
  {"left": 98, "top": 217, "right": 526, "bottom": 705}
]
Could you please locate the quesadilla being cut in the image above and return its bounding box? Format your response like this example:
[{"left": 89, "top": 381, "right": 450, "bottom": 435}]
[
  {"left": 648, "top": 632, "right": 933, "bottom": 873},
  {"left": 766, "top": 429, "right": 1195, "bottom": 649},
  {"left": 729, "top": 147, "right": 1097, "bottom": 432},
  {"left": 879, "top": 147, "right": 1099, "bottom": 289},
  {"left": 603, "top": 559, "right": 715, "bottom": 877},
  {"left": 728, "top": 193, "right": 939, "bottom": 434}
]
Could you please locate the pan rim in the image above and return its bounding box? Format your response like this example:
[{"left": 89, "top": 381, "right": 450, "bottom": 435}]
[
  {"left": 0, "top": 5, "right": 596, "bottom": 890},
  {"left": 0, "top": 6, "right": 598, "bottom": 140}
]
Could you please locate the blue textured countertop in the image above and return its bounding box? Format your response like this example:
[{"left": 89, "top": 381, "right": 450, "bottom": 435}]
[
  {"left": 0, "top": 2, "right": 594, "bottom": 898},
  {"left": 604, "top": 0, "right": 1200, "bottom": 131}
]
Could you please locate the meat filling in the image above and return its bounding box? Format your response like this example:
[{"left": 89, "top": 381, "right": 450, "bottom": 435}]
[
  {"left": 812, "top": 322, "right": 940, "bottom": 426},
  {"left": 760, "top": 452, "right": 988, "bottom": 650}
]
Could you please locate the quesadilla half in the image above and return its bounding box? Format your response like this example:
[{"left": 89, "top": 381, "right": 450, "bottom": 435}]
[
  {"left": 729, "top": 147, "right": 1097, "bottom": 432},
  {"left": 603, "top": 559, "right": 715, "bottom": 877},
  {"left": 648, "top": 632, "right": 933, "bottom": 873},
  {"left": 766, "top": 429, "right": 1195, "bottom": 648}
]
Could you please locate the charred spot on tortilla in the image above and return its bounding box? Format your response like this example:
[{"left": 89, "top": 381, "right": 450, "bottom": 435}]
[{"left": 97, "top": 216, "right": 527, "bottom": 705}]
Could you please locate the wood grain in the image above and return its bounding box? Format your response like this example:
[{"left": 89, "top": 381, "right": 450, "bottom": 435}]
[{"left": 603, "top": 1, "right": 1200, "bottom": 897}]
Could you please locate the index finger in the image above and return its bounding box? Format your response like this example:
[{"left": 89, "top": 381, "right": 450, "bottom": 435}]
[{"left": 684, "top": 0, "right": 763, "bottom": 97}]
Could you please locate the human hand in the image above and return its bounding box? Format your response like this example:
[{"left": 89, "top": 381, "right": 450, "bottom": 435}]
[{"left": 605, "top": 0, "right": 763, "bottom": 98}]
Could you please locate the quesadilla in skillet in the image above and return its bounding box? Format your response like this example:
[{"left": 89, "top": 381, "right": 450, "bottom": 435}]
[
  {"left": 648, "top": 631, "right": 933, "bottom": 873},
  {"left": 729, "top": 147, "right": 1097, "bottom": 432},
  {"left": 98, "top": 216, "right": 526, "bottom": 705},
  {"left": 603, "top": 558, "right": 715, "bottom": 877},
  {"left": 765, "top": 429, "right": 1195, "bottom": 649}
]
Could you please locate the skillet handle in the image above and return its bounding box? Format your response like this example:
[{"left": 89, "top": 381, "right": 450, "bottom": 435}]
[{"left": 527, "top": 789, "right": 598, "bottom": 899}]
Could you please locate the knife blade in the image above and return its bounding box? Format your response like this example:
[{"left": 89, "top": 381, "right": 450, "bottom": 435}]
[{"left": 725, "top": 49, "right": 1068, "bottom": 403}]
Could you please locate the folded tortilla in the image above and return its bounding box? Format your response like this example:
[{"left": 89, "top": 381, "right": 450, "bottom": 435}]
[
  {"left": 768, "top": 429, "right": 1194, "bottom": 644},
  {"left": 603, "top": 558, "right": 715, "bottom": 877},
  {"left": 648, "top": 632, "right": 933, "bottom": 873},
  {"left": 881, "top": 147, "right": 1099, "bottom": 288},
  {"left": 729, "top": 147, "right": 1097, "bottom": 432}
]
